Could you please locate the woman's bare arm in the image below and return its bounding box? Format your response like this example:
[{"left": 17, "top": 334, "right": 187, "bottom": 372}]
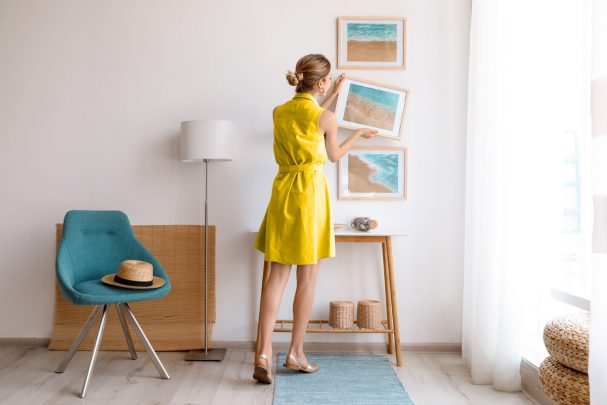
[
  {"left": 320, "top": 90, "right": 339, "bottom": 110},
  {"left": 320, "top": 74, "right": 345, "bottom": 109},
  {"left": 319, "top": 110, "right": 378, "bottom": 163}
]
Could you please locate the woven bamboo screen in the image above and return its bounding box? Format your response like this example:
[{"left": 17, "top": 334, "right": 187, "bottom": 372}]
[{"left": 49, "top": 225, "right": 215, "bottom": 351}]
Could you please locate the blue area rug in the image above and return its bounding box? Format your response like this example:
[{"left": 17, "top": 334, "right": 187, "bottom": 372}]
[{"left": 273, "top": 352, "right": 414, "bottom": 405}]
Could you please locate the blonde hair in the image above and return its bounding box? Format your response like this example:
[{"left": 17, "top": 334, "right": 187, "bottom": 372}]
[{"left": 286, "top": 54, "right": 331, "bottom": 93}]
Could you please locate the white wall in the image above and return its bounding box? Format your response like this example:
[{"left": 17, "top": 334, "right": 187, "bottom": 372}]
[{"left": 0, "top": 0, "right": 470, "bottom": 345}]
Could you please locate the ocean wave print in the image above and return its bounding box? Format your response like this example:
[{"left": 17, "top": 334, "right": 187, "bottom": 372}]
[
  {"left": 347, "top": 23, "right": 398, "bottom": 42},
  {"left": 359, "top": 153, "right": 399, "bottom": 192},
  {"left": 350, "top": 84, "right": 399, "bottom": 113}
]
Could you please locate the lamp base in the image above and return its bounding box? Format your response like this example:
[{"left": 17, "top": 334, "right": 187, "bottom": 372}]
[{"left": 184, "top": 348, "right": 226, "bottom": 361}]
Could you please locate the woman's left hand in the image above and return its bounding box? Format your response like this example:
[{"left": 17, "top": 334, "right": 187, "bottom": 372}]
[
  {"left": 321, "top": 74, "right": 346, "bottom": 109},
  {"left": 331, "top": 74, "right": 346, "bottom": 96}
]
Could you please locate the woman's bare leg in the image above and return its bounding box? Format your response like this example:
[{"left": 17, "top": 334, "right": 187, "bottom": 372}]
[
  {"left": 255, "top": 261, "right": 291, "bottom": 370},
  {"left": 287, "top": 262, "right": 320, "bottom": 367}
]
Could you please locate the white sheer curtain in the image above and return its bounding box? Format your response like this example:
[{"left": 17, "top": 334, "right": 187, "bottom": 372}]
[
  {"left": 589, "top": 1, "right": 607, "bottom": 402},
  {"left": 463, "top": 0, "right": 567, "bottom": 391}
]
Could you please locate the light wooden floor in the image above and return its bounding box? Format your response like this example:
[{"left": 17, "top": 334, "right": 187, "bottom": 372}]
[{"left": 0, "top": 346, "right": 539, "bottom": 405}]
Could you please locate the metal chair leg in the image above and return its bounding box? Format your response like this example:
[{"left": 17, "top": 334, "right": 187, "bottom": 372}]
[
  {"left": 115, "top": 304, "right": 137, "bottom": 360},
  {"left": 55, "top": 305, "right": 102, "bottom": 373},
  {"left": 80, "top": 304, "right": 109, "bottom": 398},
  {"left": 122, "top": 303, "right": 170, "bottom": 379}
]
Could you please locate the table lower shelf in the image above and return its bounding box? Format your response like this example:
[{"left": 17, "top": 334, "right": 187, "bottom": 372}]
[{"left": 274, "top": 319, "right": 393, "bottom": 334}]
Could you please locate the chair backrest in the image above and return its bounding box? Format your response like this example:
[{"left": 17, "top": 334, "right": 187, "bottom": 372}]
[{"left": 57, "top": 210, "right": 144, "bottom": 286}]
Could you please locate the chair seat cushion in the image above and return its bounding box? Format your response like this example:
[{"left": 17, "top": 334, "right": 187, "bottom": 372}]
[
  {"left": 543, "top": 312, "right": 590, "bottom": 373},
  {"left": 539, "top": 356, "right": 589, "bottom": 405},
  {"left": 71, "top": 279, "right": 170, "bottom": 305}
]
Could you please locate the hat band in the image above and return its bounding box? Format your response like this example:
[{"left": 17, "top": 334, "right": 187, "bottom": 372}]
[{"left": 113, "top": 275, "right": 153, "bottom": 287}]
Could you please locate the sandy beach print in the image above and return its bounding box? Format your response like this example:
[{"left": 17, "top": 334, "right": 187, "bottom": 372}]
[
  {"left": 343, "top": 84, "right": 398, "bottom": 130},
  {"left": 346, "top": 23, "right": 397, "bottom": 62},
  {"left": 348, "top": 154, "right": 399, "bottom": 194}
]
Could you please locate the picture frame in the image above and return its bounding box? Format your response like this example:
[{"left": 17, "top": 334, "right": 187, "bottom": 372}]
[
  {"left": 334, "top": 76, "right": 410, "bottom": 140},
  {"left": 338, "top": 146, "right": 408, "bottom": 201},
  {"left": 337, "top": 16, "right": 407, "bottom": 70}
]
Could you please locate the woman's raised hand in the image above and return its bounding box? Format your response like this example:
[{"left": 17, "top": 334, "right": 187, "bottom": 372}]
[
  {"left": 331, "top": 73, "right": 346, "bottom": 95},
  {"left": 321, "top": 73, "right": 347, "bottom": 109}
]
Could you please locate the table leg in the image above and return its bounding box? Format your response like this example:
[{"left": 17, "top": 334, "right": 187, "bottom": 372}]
[
  {"left": 386, "top": 237, "right": 402, "bottom": 366},
  {"left": 382, "top": 240, "right": 395, "bottom": 355},
  {"left": 255, "top": 260, "right": 271, "bottom": 356}
]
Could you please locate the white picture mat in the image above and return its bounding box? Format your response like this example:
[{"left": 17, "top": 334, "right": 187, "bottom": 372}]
[
  {"left": 334, "top": 79, "right": 408, "bottom": 139},
  {"left": 338, "top": 18, "right": 405, "bottom": 67},
  {"left": 340, "top": 148, "right": 406, "bottom": 199}
]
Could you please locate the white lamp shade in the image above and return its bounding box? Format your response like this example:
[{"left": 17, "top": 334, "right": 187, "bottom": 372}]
[{"left": 180, "top": 120, "right": 234, "bottom": 162}]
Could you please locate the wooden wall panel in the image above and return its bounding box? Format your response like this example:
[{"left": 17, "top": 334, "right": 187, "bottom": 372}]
[{"left": 49, "top": 225, "right": 215, "bottom": 351}]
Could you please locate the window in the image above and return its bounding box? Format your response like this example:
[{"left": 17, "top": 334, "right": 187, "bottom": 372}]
[
  {"left": 563, "top": 130, "right": 581, "bottom": 234},
  {"left": 555, "top": 129, "right": 592, "bottom": 302},
  {"left": 522, "top": 0, "right": 592, "bottom": 366}
]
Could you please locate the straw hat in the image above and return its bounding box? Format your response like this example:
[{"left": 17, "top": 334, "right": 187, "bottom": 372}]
[{"left": 101, "top": 260, "right": 165, "bottom": 289}]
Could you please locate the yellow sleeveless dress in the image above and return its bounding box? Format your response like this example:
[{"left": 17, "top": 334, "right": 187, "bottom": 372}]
[{"left": 253, "top": 92, "right": 335, "bottom": 265}]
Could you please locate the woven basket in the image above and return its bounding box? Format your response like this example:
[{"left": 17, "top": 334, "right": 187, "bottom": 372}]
[
  {"left": 544, "top": 312, "right": 590, "bottom": 373},
  {"left": 539, "top": 356, "right": 589, "bottom": 405},
  {"left": 357, "top": 300, "right": 381, "bottom": 329},
  {"left": 329, "top": 301, "right": 354, "bottom": 329}
]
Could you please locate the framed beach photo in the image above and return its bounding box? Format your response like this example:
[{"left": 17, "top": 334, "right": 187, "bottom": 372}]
[
  {"left": 337, "top": 17, "right": 407, "bottom": 69},
  {"left": 338, "top": 146, "right": 408, "bottom": 201},
  {"left": 334, "top": 76, "right": 410, "bottom": 140}
]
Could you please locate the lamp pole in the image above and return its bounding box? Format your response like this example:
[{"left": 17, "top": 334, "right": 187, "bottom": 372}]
[
  {"left": 204, "top": 159, "right": 209, "bottom": 355},
  {"left": 181, "top": 119, "right": 232, "bottom": 362},
  {"left": 185, "top": 159, "right": 226, "bottom": 361}
]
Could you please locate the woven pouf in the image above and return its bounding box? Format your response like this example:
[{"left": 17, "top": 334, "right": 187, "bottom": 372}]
[
  {"left": 539, "top": 356, "right": 589, "bottom": 405},
  {"left": 329, "top": 301, "right": 354, "bottom": 329},
  {"left": 543, "top": 312, "right": 590, "bottom": 373},
  {"left": 356, "top": 300, "right": 381, "bottom": 329}
]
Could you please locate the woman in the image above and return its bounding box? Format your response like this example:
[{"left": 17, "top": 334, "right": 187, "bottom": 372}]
[{"left": 252, "top": 54, "right": 378, "bottom": 384}]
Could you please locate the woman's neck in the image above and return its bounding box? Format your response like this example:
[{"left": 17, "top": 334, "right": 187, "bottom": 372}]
[{"left": 302, "top": 90, "right": 321, "bottom": 98}]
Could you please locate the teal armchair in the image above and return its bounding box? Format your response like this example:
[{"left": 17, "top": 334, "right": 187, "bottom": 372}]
[{"left": 54, "top": 210, "right": 171, "bottom": 398}]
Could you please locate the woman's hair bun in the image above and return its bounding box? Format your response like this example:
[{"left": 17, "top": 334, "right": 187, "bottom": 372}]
[
  {"left": 286, "top": 70, "right": 303, "bottom": 86},
  {"left": 286, "top": 55, "right": 330, "bottom": 92}
]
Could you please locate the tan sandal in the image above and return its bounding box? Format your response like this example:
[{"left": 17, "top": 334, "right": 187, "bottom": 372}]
[
  {"left": 253, "top": 353, "right": 273, "bottom": 384},
  {"left": 283, "top": 352, "right": 319, "bottom": 373}
]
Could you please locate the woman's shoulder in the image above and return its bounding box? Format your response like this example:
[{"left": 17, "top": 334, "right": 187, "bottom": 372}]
[
  {"left": 275, "top": 97, "right": 294, "bottom": 111},
  {"left": 272, "top": 102, "right": 287, "bottom": 120},
  {"left": 273, "top": 98, "right": 296, "bottom": 118},
  {"left": 318, "top": 108, "right": 336, "bottom": 129}
]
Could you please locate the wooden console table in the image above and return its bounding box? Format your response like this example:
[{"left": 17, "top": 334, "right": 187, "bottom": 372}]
[{"left": 254, "top": 229, "right": 407, "bottom": 366}]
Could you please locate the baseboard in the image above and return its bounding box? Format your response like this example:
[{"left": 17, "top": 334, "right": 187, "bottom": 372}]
[
  {"left": 520, "top": 357, "right": 556, "bottom": 405},
  {"left": 192, "top": 341, "right": 461, "bottom": 353},
  {"left": 401, "top": 342, "right": 462, "bottom": 353},
  {"left": 0, "top": 338, "right": 461, "bottom": 354},
  {"left": 0, "top": 338, "right": 51, "bottom": 347}
]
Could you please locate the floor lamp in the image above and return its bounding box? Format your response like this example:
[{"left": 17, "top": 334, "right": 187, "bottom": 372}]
[{"left": 180, "top": 119, "right": 233, "bottom": 361}]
